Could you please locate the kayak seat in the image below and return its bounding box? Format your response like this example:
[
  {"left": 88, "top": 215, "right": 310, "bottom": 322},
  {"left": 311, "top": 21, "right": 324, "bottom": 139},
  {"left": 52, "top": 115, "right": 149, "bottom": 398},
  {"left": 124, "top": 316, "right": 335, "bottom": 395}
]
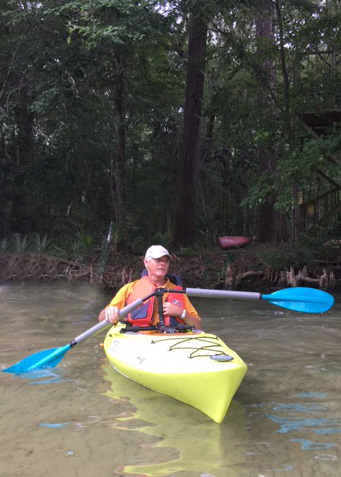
[{"left": 141, "top": 268, "right": 182, "bottom": 287}]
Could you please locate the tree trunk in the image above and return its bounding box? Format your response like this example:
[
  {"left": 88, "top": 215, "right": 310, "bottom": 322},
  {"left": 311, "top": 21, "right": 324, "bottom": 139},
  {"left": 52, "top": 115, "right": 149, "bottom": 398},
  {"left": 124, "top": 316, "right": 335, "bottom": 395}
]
[
  {"left": 256, "top": 0, "right": 283, "bottom": 242},
  {"left": 113, "top": 50, "right": 126, "bottom": 226},
  {"left": 11, "top": 77, "right": 34, "bottom": 233},
  {"left": 173, "top": 14, "right": 208, "bottom": 247}
]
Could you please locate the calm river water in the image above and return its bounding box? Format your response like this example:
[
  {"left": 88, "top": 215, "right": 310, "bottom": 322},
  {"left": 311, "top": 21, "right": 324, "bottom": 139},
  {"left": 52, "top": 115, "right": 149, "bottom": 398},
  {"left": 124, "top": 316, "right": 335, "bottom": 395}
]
[{"left": 1, "top": 283, "right": 340, "bottom": 477}]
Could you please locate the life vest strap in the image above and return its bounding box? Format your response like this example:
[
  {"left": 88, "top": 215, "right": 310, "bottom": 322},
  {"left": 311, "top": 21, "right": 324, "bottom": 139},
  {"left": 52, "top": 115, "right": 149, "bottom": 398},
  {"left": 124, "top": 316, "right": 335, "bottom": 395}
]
[{"left": 120, "top": 324, "right": 194, "bottom": 334}]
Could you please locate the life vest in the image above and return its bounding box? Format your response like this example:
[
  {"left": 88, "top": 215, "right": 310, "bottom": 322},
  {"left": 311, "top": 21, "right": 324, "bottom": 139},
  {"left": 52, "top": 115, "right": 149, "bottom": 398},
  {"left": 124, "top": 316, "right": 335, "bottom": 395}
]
[{"left": 124, "top": 276, "right": 185, "bottom": 328}]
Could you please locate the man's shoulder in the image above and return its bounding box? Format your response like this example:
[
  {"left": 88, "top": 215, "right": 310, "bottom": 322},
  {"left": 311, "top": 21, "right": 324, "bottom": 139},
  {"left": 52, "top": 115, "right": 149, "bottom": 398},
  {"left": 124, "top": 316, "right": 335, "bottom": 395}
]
[
  {"left": 165, "top": 278, "right": 180, "bottom": 289},
  {"left": 118, "top": 279, "right": 139, "bottom": 294}
]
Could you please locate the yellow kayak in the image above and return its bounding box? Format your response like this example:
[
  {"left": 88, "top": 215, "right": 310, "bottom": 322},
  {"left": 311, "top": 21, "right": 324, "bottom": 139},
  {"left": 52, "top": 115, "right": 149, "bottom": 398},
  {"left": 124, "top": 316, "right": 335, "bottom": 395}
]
[{"left": 103, "top": 324, "right": 247, "bottom": 423}]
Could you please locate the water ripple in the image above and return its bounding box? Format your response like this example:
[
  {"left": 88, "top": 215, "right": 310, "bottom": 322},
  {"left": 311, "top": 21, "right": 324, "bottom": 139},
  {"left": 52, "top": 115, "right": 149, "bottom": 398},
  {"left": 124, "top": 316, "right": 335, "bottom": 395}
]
[
  {"left": 264, "top": 399, "right": 341, "bottom": 451},
  {"left": 39, "top": 422, "right": 70, "bottom": 429},
  {"left": 290, "top": 439, "right": 336, "bottom": 450}
]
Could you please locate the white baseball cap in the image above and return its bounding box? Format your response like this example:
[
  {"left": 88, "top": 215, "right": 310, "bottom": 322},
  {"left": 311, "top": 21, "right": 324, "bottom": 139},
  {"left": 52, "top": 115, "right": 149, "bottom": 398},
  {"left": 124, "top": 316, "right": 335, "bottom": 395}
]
[{"left": 145, "top": 245, "right": 171, "bottom": 260}]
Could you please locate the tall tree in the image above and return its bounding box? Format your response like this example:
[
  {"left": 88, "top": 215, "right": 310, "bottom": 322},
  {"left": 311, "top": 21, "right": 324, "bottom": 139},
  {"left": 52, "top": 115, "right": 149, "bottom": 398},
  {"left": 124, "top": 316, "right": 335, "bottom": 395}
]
[
  {"left": 255, "top": 0, "right": 283, "bottom": 241},
  {"left": 173, "top": 11, "right": 208, "bottom": 247},
  {"left": 62, "top": 0, "right": 171, "bottom": 235},
  {"left": 112, "top": 47, "right": 126, "bottom": 225}
]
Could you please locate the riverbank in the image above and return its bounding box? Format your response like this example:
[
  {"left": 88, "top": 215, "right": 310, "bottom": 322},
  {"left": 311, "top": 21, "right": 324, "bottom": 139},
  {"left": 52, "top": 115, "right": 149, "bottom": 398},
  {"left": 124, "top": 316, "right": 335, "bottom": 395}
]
[{"left": 1, "top": 241, "right": 340, "bottom": 292}]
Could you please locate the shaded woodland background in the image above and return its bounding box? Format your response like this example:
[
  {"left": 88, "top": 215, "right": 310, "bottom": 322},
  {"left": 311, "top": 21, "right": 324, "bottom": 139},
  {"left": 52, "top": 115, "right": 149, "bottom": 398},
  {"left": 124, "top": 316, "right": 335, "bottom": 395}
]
[{"left": 1, "top": 0, "right": 341, "bottom": 257}]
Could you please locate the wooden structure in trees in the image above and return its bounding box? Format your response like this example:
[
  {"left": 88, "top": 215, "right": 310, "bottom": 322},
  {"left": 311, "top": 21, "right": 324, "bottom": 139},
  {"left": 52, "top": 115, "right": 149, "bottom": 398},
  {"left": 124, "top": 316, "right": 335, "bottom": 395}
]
[
  {"left": 296, "top": 39, "right": 341, "bottom": 234},
  {"left": 299, "top": 110, "right": 341, "bottom": 233}
]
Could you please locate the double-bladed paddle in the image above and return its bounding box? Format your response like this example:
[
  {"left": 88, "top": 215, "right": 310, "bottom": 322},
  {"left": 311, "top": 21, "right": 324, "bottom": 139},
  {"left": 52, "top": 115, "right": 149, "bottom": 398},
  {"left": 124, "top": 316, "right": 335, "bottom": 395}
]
[
  {"left": 2, "top": 286, "right": 333, "bottom": 374},
  {"left": 185, "top": 286, "right": 334, "bottom": 314}
]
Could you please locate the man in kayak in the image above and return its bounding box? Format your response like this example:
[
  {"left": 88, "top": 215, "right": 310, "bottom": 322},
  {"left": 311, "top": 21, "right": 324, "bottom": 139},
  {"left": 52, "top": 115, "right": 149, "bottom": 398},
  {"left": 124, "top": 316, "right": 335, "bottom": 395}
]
[{"left": 98, "top": 245, "right": 201, "bottom": 330}]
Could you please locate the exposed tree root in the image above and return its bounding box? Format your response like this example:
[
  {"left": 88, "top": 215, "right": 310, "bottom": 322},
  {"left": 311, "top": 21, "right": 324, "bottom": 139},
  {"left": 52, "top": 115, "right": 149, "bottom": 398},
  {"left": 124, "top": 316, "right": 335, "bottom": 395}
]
[
  {"left": 0, "top": 250, "right": 339, "bottom": 292},
  {"left": 224, "top": 262, "right": 336, "bottom": 291}
]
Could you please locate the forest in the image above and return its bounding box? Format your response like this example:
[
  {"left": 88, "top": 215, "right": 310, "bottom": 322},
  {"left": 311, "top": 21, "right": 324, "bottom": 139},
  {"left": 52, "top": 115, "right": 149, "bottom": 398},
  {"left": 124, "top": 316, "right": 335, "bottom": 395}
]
[{"left": 1, "top": 0, "right": 341, "bottom": 259}]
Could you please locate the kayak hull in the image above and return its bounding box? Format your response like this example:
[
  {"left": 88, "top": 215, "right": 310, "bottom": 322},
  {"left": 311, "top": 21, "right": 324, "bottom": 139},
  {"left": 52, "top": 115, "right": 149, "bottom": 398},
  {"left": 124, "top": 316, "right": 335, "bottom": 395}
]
[
  {"left": 218, "top": 236, "right": 253, "bottom": 249},
  {"left": 103, "top": 325, "right": 247, "bottom": 423}
]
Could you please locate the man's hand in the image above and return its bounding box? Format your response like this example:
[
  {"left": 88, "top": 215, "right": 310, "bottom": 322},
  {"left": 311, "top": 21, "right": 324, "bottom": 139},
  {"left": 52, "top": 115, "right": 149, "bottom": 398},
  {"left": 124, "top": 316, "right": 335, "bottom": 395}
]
[
  {"left": 104, "top": 305, "right": 120, "bottom": 324},
  {"left": 162, "top": 302, "right": 182, "bottom": 318}
]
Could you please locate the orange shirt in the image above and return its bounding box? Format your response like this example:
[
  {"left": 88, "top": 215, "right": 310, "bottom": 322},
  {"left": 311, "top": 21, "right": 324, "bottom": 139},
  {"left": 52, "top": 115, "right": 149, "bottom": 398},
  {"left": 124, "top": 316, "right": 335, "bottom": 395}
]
[{"left": 107, "top": 277, "right": 200, "bottom": 325}]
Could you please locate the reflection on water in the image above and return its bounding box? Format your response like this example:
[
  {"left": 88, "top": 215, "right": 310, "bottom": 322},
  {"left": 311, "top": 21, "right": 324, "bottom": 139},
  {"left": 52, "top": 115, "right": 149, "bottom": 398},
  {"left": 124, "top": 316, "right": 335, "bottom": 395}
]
[
  {"left": 265, "top": 399, "right": 341, "bottom": 450},
  {"left": 19, "top": 368, "right": 72, "bottom": 385},
  {"left": 0, "top": 284, "right": 341, "bottom": 476},
  {"left": 102, "top": 362, "right": 247, "bottom": 476}
]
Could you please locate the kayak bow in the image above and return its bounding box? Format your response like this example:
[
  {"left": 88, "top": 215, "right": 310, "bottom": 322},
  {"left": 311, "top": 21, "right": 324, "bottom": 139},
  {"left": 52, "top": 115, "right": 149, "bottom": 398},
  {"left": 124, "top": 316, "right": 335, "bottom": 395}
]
[{"left": 104, "top": 324, "right": 247, "bottom": 423}]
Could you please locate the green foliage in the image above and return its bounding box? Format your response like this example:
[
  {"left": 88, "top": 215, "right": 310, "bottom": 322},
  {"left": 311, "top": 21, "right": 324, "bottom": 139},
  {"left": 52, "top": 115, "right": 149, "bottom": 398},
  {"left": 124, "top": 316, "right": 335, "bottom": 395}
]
[
  {"left": 11, "top": 234, "right": 32, "bottom": 253},
  {"left": 274, "top": 127, "right": 341, "bottom": 210},
  {"left": 0, "top": 233, "right": 96, "bottom": 260},
  {"left": 0, "top": 238, "right": 12, "bottom": 253},
  {"left": 150, "top": 232, "right": 172, "bottom": 249},
  {"left": 241, "top": 171, "right": 274, "bottom": 207},
  {"left": 301, "top": 128, "right": 341, "bottom": 171},
  {"left": 69, "top": 232, "right": 94, "bottom": 253},
  {"left": 51, "top": 0, "right": 162, "bottom": 49},
  {"left": 256, "top": 248, "right": 313, "bottom": 271},
  {"left": 176, "top": 247, "right": 196, "bottom": 259},
  {"left": 256, "top": 231, "right": 337, "bottom": 271},
  {"left": 1, "top": 0, "right": 341, "bottom": 247},
  {"left": 0, "top": 233, "right": 53, "bottom": 254},
  {"left": 30, "top": 233, "right": 54, "bottom": 253},
  {"left": 48, "top": 232, "right": 95, "bottom": 262}
]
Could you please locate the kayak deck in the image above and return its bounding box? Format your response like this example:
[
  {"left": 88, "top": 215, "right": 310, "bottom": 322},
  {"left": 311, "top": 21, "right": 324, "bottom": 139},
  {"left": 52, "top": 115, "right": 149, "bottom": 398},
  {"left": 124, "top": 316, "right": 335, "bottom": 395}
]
[{"left": 103, "top": 325, "right": 247, "bottom": 423}]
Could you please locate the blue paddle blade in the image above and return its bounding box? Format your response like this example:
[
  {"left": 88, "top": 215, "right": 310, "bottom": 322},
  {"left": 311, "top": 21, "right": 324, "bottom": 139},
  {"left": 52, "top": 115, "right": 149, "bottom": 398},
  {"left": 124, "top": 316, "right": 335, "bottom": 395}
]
[
  {"left": 262, "top": 287, "right": 334, "bottom": 313},
  {"left": 2, "top": 344, "right": 71, "bottom": 375}
]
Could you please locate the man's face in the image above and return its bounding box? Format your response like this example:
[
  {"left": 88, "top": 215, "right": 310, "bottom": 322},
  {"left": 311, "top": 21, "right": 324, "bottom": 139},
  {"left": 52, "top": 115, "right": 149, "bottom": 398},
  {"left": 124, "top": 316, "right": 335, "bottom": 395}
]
[{"left": 144, "top": 256, "right": 170, "bottom": 279}]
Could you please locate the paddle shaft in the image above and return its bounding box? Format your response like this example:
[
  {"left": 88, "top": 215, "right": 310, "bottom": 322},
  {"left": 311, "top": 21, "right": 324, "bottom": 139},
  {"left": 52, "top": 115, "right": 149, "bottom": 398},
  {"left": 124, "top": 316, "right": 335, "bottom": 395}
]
[
  {"left": 72, "top": 298, "right": 144, "bottom": 345},
  {"left": 186, "top": 288, "right": 261, "bottom": 300}
]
